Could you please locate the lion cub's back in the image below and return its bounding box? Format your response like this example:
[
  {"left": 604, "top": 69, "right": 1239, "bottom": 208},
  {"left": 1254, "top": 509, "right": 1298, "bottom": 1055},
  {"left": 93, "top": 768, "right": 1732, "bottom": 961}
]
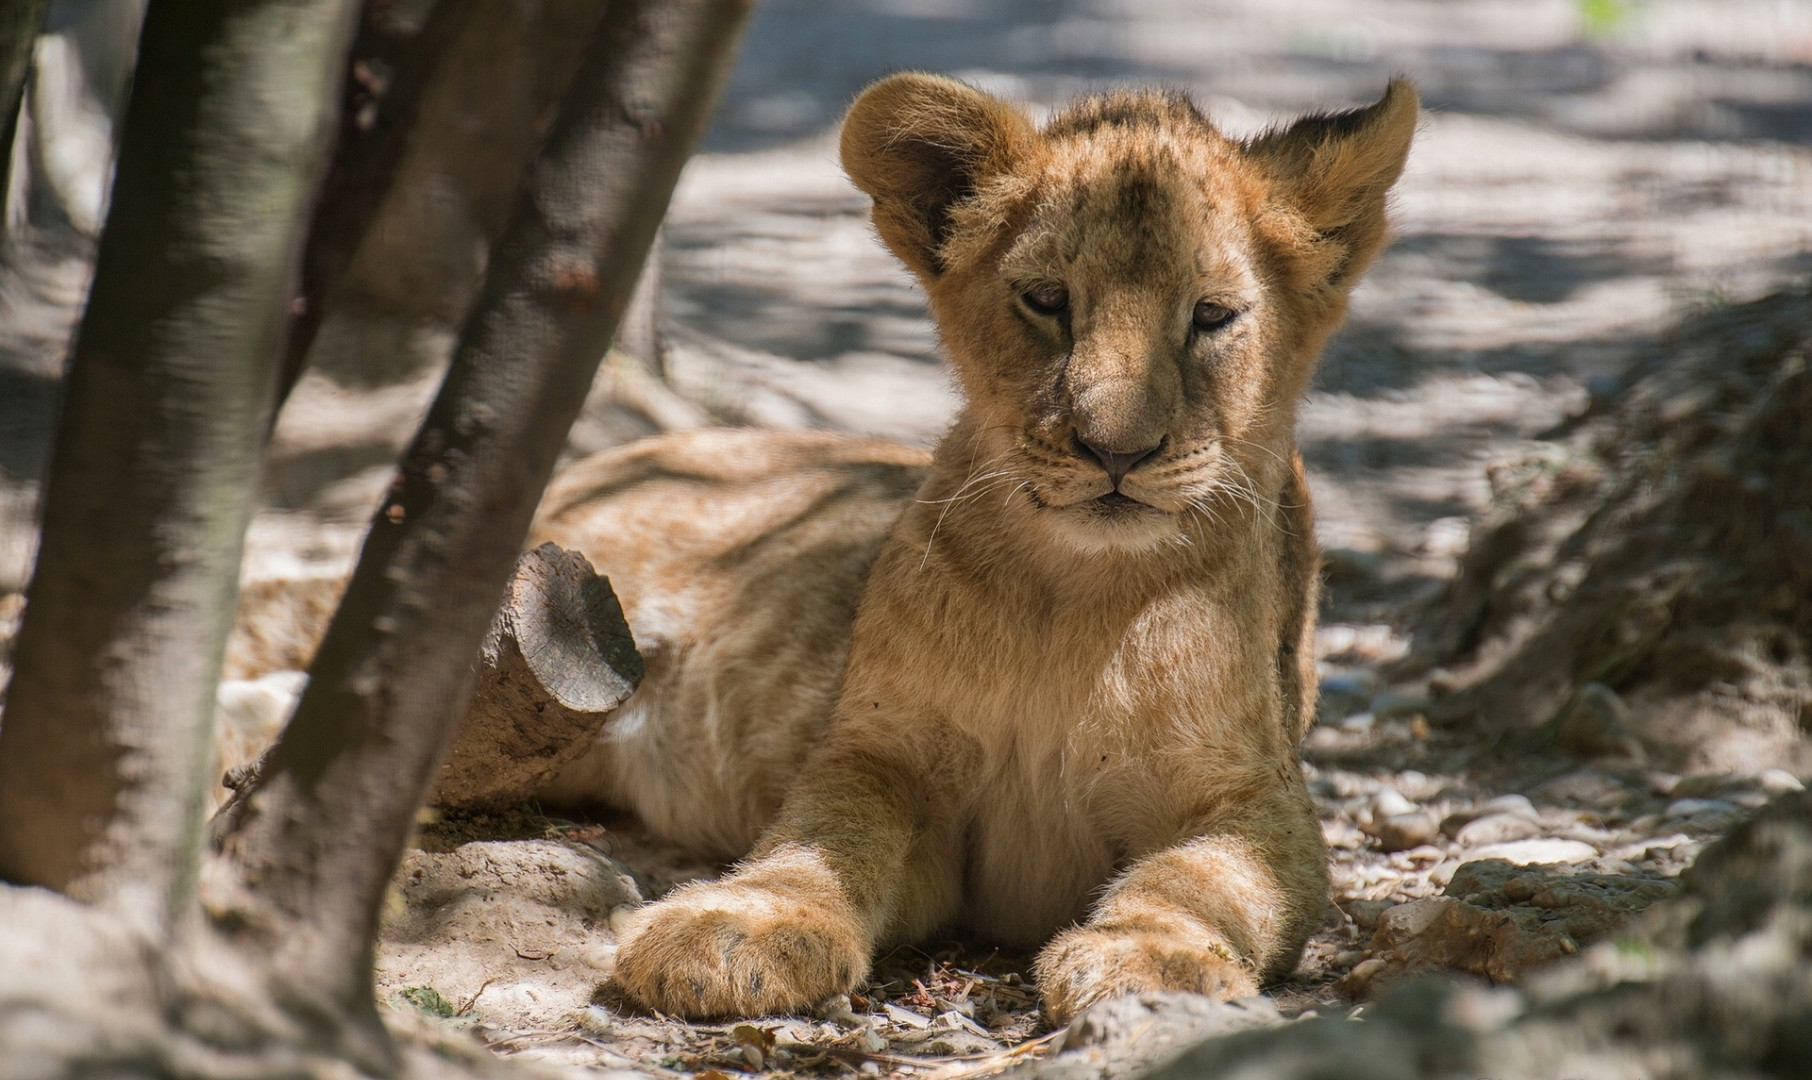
[{"left": 530, "top": 428, "right": 928, "bottom": 857}]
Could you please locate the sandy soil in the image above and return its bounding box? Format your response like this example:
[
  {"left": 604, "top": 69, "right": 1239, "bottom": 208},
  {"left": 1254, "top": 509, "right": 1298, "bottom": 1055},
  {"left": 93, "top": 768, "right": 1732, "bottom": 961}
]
[{"left": 2, "top": 1, "right": 1811, "bottom": 1077}]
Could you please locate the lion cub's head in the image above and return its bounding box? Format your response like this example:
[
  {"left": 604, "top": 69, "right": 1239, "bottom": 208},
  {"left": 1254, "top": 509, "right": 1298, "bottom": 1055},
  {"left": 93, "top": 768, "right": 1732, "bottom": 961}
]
[{"left": 841, "top": 75, "right": 1416, "bottom": 553}]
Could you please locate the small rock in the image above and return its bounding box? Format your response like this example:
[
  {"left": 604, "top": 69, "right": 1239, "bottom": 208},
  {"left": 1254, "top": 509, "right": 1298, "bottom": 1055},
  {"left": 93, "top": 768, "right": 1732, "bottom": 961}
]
[
  {"left": 1321, "top": 817, "right": 1365, "bottom": 850},
  {"left": 1058, "top": 992, "right": 1282, "bottom": 1055},
  {"left": 1480, "top": 794, "right": 1539, "bottom": 820},
  {"left": 1666, "top": 797, "right": 1737, "bottom": 819},
  {"left": 575, "top": 1005, "right": 614, "bottom": 1037},
  {"left": 1375, "top": 812, "right": 1439, "bottom": 853},
  {"left": 1442, "top": 860, "right": 1526, "bottom": 902},
  {"left": 1455, "top": 812, "right": 1542, "bottom": 847},
  {"left": 1553, "top": 682, "right": 1643, "bottom": 760},
  {"left": 1372, "top": 788, "right": 1415, "bottom": 819},
  {"left": 1759, "top": 769, "right": 1805, "bottom": 795},
  {"left": 1664, "top": 798, "right": 1744, "bottom": 833},
  {"left": 854, "top": 1026, "right": 887, "bottom": 1054},
  {"left": 1370, "top": 690, "right": 1432, "bottom": 720},
  {"left": 1340, "top": 711, "right": 1377, "bottom": 733},
  {"left": 1670, "top": 773, "right": 1743, "bottom": 799},
  {"left": 1344, "top": 899, "right": 1397, "bottom": 931},
  {"left": 1337, "top": 956, "right": 1388, "bottom": 996},
  {"left": 1394, "top": 770, "right": 1435, "bottom": 798},
  {"left": 1374, "top": 897, "right": 1452, "bottom": 941},
  {"left": 1466, "top": 838, "right": 1598, "bottom": 866}
]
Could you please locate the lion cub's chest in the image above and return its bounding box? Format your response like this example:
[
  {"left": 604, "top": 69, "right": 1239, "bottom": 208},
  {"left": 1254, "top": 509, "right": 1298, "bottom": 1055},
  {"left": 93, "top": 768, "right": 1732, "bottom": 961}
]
[
  {"left": 941, "top": 670, "right": 1214, "bottom": 945},
  {"left": 959, "top": 733, "right": 1122, "bottom": 943},
  {"left": 898, "top": 581, "right": 1264, "bottom": 944}
]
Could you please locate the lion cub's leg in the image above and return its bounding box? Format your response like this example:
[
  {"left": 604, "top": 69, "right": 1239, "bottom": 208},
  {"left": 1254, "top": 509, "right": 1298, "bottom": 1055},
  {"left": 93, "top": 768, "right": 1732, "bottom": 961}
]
[
  {"left": 1033, "top": 784, "right": 1328, "bottom": 1023},
  {"left": 611, "top": 752, "right": 962, "bottom": 1018}
]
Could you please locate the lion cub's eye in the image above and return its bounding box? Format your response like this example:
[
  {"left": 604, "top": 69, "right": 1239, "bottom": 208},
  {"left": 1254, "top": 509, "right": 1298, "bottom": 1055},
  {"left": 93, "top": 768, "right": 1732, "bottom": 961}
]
[
  {"left": 1192, "top": 300, "right": 1237, "bottom": 331},
  {"left": 1021, "top": 283, "right": 1069, "bottom": 316}
]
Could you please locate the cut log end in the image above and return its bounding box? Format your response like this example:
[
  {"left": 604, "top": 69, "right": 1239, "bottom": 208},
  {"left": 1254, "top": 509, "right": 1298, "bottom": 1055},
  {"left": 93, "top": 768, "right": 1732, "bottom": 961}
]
[{"left": 434, "top": 542, "right": 641, "bottom": 811}]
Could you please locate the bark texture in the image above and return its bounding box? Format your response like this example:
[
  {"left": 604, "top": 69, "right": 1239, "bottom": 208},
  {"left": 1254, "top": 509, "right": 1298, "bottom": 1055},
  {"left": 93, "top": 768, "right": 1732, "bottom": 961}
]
[
  {"left": 432, "top": 542, "right": 642, "bottom": 811},
  {"left": 210, "top": 0, "right": 752, "bottom": 1045},
  {"left": 0, "top": 0, "right": 357, "bottom": 937}
]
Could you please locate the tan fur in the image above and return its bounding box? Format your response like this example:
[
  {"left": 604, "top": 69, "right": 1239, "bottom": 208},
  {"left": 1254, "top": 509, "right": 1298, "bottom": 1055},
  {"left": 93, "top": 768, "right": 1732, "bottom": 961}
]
[{"left": 536, "top": 75, "right": 1417, "bottom": 1021}]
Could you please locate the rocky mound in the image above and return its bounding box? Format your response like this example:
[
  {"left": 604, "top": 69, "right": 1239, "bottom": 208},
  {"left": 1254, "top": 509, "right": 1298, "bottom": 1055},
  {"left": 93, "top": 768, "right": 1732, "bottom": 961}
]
[{"left": 1413, "top": 285, "right": 1812, "bottom": 778}]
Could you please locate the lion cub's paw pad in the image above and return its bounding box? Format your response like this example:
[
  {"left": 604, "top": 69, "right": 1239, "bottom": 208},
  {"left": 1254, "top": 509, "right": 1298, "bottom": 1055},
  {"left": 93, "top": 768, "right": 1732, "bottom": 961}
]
[
  {"left": 1033, "top": 926, "right": 1260, "bottom": 1024},
  {"left": 610, "top": 887, "right": 866, "bottom": 1018}
]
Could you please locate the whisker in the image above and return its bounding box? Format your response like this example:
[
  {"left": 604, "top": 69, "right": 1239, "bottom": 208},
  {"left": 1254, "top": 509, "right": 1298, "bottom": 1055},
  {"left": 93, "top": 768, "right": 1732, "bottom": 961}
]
[{"left": 917, "top": 448, "right": 1023, "bottom": 569}]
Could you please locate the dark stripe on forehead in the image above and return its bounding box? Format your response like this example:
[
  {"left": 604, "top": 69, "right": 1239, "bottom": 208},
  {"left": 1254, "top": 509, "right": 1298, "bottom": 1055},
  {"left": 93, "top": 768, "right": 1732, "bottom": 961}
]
[{"left": 1044, "top": 89, "right": 1207, "bottom": 138}]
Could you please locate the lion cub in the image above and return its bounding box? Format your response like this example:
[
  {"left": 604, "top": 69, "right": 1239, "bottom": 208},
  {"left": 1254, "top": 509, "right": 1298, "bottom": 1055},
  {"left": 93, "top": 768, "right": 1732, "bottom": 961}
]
[{"left": 532, "top": 74, "right": 1417, "bottom": 1020}]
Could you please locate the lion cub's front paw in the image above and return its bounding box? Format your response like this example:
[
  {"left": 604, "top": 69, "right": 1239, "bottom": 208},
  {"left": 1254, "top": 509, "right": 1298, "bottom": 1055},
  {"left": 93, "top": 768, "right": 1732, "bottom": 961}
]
[
  {"left": 1032, "top": 925, "right": 1260, "bottom": 1024},
  {"left": 611, "top": 880, "right": 869, "bottom": 1018}
]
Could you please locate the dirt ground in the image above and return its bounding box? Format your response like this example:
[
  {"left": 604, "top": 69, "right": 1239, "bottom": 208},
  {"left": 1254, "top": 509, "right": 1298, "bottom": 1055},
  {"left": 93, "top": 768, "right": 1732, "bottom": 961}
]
[{"left": 2, "top": 1, "right": 1811, "bottom": 1077}]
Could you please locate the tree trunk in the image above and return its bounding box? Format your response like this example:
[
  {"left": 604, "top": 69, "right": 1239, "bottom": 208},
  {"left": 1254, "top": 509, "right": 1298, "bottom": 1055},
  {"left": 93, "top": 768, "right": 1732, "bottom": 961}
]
[
  {"left": 209, "top": 0, "right": 752, "bottom": 1050},
  {"left": 430, "top": 542, "right": 642, "bottom": 812},
  {"left": 281, "top": 1, "right": 612, "bottom": 395},
  {"left": 272, "top": 0, "right": 474, "bottom": 406},
  {"left": 0, "top": 0, "right": 48, "bottom": 235},
  {"left": 0, "top": 0, "right": 357, "bottom": 940}
]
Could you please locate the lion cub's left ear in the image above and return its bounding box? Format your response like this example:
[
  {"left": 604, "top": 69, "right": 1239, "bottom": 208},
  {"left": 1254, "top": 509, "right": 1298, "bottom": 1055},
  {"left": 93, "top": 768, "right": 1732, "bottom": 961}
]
[
  {"left": 1245, "top": 78, "right": 1419, "bottom": 289},
  {"left": 841, "top": 73, "right": 1035, "bottom": 280}
]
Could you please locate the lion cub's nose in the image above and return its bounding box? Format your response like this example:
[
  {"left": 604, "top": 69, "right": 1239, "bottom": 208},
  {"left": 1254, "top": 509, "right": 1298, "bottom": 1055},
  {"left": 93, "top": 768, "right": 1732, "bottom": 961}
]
[{"left": 1075, "top": 435, "right": 1162, "bottom": 488}]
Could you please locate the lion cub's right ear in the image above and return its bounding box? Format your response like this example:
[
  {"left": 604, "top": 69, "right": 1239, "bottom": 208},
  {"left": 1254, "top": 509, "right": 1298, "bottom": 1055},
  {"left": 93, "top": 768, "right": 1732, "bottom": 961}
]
[{"left": 841, "top": 74, "right": 1034, "bottom": 280}]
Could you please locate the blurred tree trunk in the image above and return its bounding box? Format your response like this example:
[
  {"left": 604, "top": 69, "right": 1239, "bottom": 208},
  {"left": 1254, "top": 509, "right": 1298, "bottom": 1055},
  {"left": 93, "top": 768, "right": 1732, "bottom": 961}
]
[
  {"left": 208, "top": 0, "right": 752, "bottom": 1053},
  {"left": 0, "top": 0, "right": 357, "bottom": 941},
  {"left": 273, "top": 0, "right": 474, "bottom": 404},
  {"left": 281, "top": 0, "right": 611, "bottom": 396},
  {"left": 0, "top": 0, "right": 49, "bottom": 227}
]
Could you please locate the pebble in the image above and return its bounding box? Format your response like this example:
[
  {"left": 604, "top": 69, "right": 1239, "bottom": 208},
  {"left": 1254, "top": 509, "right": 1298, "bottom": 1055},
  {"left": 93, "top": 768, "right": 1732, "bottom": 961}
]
[
  {"left": 1344, "top": 899, "right": 1397, "bottom": 931},
  {"left": 1670, "top": 773, "right": 1744, "bottom": 799},
  {"left": 1665, "top": 797, "right": 1737, "bottom": 819},
  {"left": 1480, "top": 794, "right": 1539, "bottom": 820},
  {"left": 576, "top": 1005, "right": 614, "bottom": 1037},
  {"left": 1375, "top": 812, "right": 1440, "bottom": 853},
  {"left": 1663, "top": 798, "right": 1744, "bottom": 832},
  {"left": 1553, "top": 682, "right": 1640, "bottom": 760},
  {"left": 1372, "top": 788, "right": 1416, "bottom": 819},
  {"left": 1466, "top": 838, "right": 1598, "bottom": 866},
  {"left": 1759, "top": 769, "right": 1805, "bottom": 794},
  {"left": 1322, "top": 817, "right": 1366, "bottom": 849},
  {"left": 1341, "top": 711, "right": 1377, "bottom": 733},
  {"left": 1394, "top": 770, "right": 1437, "bottom": 799},
  {"left": 1455, "top": 812, "right": 1543, "bottom": 847}
]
